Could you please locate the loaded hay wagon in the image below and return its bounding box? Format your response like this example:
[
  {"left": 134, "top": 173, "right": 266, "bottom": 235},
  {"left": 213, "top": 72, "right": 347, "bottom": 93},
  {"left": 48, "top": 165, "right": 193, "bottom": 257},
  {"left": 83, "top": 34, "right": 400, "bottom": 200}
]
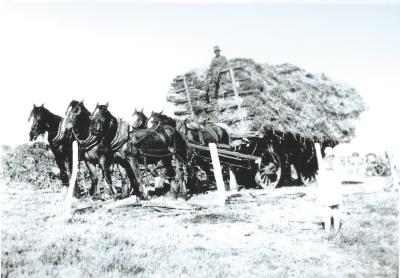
[{"left": 167, "top": 58, "right": 366, "bottom": 188}]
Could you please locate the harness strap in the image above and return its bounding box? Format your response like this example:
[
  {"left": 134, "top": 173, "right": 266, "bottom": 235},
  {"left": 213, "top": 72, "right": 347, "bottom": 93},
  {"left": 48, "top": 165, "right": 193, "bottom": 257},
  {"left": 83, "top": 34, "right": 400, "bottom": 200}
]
[
  {"left": 131, "top": 121, "right": 161, "bottom": 146},
  {"left": 49, "top": 120, "right": 64, "bottom": 144}
]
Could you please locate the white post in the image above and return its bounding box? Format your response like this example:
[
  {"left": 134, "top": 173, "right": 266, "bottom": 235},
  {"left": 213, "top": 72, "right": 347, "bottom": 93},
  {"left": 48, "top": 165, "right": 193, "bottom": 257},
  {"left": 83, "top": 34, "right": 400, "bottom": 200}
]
[
  {"left": 64, "top": 140, "right": 78, "bottom": 221},
  {"left": 315, "top": 143, "right": 341, "bottom": 232},
  {"left": 209, "top": 143, "right": 226, "bottom": 206}
]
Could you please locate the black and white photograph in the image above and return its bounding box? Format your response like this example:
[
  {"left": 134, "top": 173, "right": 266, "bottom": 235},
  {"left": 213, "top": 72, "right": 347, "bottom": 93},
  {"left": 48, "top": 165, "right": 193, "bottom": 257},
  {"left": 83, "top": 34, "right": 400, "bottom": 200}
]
[{"left": 1, "top": 0, "right": 399, "bottom": 277}]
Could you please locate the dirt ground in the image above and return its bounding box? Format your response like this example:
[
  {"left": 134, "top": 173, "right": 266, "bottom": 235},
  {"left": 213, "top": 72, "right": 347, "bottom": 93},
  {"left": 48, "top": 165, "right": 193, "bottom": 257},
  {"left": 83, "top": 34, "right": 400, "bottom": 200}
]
[{"left": 1, "top": 174, "right": 398, "bottom": 278}]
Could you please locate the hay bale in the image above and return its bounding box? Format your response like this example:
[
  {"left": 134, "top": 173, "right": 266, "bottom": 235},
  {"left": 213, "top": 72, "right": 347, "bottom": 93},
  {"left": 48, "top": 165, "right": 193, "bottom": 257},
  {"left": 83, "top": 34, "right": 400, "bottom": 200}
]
[{"left": 167, "top": 58, "right": 366, "bottom": 143}]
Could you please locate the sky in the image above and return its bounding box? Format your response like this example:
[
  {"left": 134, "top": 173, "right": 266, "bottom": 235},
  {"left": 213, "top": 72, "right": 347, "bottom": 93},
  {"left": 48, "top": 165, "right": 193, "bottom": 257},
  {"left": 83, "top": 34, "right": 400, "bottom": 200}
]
[{"left": 0, "top": 2, "right": 399, "bottom": 154}]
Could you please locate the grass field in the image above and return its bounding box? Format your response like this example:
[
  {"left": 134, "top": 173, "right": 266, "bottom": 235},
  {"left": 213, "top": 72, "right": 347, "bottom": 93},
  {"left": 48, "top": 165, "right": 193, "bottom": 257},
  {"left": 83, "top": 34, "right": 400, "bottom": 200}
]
[{"left": 1, "top": 175, "right": 398, "bottom": 278}]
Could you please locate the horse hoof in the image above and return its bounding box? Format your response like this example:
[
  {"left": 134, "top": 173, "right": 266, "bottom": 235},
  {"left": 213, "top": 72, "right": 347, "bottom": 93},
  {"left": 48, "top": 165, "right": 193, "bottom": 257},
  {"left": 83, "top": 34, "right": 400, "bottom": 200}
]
[
  {"left": 92, "top": 193, "right": 102, "bottom": 201},
  {"left": 140, "top": 192, "right": 150, "bottom": 200},
  {"left": 100, "top": 194, "right": 114, "bottom": 201}
]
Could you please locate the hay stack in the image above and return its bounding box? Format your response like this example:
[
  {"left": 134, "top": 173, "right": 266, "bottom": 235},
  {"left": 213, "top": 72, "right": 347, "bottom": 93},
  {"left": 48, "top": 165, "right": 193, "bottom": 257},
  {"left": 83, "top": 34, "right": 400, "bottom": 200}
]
[{"left": 167, "top": 58, "right": 366, "bottom": 142}]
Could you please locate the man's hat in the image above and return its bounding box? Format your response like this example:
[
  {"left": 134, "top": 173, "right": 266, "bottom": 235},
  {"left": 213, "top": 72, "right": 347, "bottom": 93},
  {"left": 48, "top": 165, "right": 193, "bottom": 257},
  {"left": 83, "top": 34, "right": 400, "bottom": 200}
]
[{"left": 214, "top": 46, "right": 221, "bottom": 52}]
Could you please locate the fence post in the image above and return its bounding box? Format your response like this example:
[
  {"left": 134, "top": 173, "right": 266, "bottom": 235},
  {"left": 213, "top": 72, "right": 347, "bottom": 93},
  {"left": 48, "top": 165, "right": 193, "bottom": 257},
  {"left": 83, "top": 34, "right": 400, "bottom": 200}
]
[
  {"left": 209, "top": 143, "right": 226, "bottom": 206},
  {"left": 64, "top": 140, "right": 78, "bottom": 221}
]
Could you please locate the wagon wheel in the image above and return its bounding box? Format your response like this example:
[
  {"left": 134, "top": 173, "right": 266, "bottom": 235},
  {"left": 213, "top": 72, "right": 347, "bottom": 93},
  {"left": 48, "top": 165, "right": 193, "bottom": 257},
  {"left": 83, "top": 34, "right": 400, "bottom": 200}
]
[
  {"left": 372, "top": 162, "right": 386, "bottom": 176},
  {"left": 255, "top": 152, "right": 282, "bottom": 189}
]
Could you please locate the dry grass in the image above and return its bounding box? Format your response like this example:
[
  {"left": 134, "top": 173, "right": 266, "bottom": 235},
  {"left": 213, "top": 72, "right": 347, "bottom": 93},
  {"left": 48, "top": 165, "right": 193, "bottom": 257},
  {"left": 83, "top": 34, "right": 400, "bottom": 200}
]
[
  {"left": 1, "top": 175, "right": 398, "bottom": 278},
  {"left": 168, "top": 58, "right": 366, "bottom": 142}
]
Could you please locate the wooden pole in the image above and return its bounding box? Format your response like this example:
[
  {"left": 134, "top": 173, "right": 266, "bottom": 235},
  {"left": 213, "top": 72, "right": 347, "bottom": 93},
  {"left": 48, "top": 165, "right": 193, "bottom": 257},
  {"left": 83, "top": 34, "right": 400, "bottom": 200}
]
[
  {"left": 209, "top": 143, "right": 226, "bottom": 206},
  {"left": 229, "top": 67, "right": 241, "bottom": 103},
  {"left": 64, "top": 140, "right": 78, "bottom": 221},
  {"left": 183, "top": 75, "right": 194, "bottom": 117},
  {"left": 229, "top": 66, "right": 246, "bottom": 130}
]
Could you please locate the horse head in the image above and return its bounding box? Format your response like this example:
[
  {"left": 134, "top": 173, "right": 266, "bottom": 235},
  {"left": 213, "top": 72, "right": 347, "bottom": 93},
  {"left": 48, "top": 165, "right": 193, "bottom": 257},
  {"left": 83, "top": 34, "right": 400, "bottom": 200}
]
[
  {"left": 148, "top": 110, "right": 177, "bottom": 128},
  {"left": 28, "top": 103, "right": 47, "bottom": 141},
  {"left": 147, "top": 110, "right": 162, "bottom": 128},
  {"left": 62, "top": 100, "right": 90, "bottom": 137},
  {"left": 131, "top": 108, "right": 147, "bottom": 128},
  {"left": 90, "top": 102, "right": 117, "bottom": 140}
]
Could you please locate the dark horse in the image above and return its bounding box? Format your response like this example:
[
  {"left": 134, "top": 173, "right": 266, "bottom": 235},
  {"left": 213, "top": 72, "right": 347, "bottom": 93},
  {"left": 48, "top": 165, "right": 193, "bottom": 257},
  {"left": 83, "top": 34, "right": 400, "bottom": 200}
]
[
  {"left": 147, "top": 112, "right": 232, "bottom": 191},
  {"left": 62, "top": 100, "right": 129, "bottom": 199},
  {"left": 181, "top": 117, "right": 233, "bottom": 190},
  {"left": 62, "top": 101, "right": 154, "bottom": 199},
  {"left": 93, "top": 105, "right": 188, "bottom": 199},
  {"left": 28, "top": 104, "right": 78, "bottom": 195}
]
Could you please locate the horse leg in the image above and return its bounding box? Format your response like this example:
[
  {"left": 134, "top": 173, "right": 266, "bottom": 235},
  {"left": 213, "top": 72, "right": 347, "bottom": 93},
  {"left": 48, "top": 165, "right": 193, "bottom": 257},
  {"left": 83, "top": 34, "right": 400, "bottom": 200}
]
[
  {"left": 127, "top": 156, "right": 148, "bottom": 200},
  {"left": 295, "top": 164, "right": 303, "bottom": 185},
  {"left": 55, "top": 155, "right": 69, "bottom": 198},
  {"left": 99, "top": 156, "right": 117, "bottom": 199},
  {"left": 199, "top": 158, "right": 214, "bottom": 183},
  {"left": 163, "top": 158, "right": 177, "bottom": 198},
  {"left": 117, "top": 164, "right": 128, "bottom": 196},
  {"left": 228, "top": 167, "right": 238, "bottom": 191},
  {"left": 221, "top": 165, "right": 231, "bottom": 191},
  {"left": 186, "top": 164, "right": 199, "bottom": 194},
  {"left": 172, "top": 155, "right": 187, "bottom": 199},
  {"left": 118, "top": 159, "right": 140, "bottom": 199},
  {"left": 85, "top": 161, "right": 99, "bottom": 198}
]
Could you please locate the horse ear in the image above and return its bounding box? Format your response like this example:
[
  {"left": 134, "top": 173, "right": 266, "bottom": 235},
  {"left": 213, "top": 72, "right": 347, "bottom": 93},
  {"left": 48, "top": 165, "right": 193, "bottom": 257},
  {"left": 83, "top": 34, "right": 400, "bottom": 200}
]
[
  {"left": 105, "top": 102, "right": 109, "bottom": 108},
  {"left": 140, "top": 108, "right": 144, "bottom": 113},
  {"left": 80, "top": 100, "right": 84, "bottom": 105},
  {"left": 40, "top": 103, "right": 44, "bottom": 107},
  {"left": 96, "top": 102, "right": 99, "bottom": 107},
  {"left": 33, "top": 104, "right": 36, "bottom": 108},
  {"left": 134, "top": 108, "right": 137, "bottom": 113},
  {"left": 159, "top": 110, "right": 164, "bottom": 114}
]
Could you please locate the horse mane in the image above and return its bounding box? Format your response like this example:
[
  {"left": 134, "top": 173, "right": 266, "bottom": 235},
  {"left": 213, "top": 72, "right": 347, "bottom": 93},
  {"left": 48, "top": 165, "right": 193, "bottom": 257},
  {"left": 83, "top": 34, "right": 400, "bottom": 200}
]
[
  {"left": 155, "top": 113, "right": 176, "bottom": 127},
  {"left": 66, "top": 100, "right": 91, "bottom": 117}
]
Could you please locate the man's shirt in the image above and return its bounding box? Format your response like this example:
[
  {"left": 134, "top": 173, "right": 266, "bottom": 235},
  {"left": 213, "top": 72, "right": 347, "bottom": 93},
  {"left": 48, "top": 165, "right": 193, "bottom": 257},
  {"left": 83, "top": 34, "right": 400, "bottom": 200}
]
[{"left": 210, "top": 55, "right": 228, "bottom": 76}]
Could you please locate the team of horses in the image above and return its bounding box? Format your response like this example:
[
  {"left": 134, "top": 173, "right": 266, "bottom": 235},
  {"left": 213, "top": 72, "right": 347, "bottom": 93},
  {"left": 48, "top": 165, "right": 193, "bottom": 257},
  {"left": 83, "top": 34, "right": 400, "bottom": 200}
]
[
  {"left": 28, "top": 101, "right": 247, "bottom": 201},
  {"left": 28, "top": 101, "right": 318, "bottom": 201}
]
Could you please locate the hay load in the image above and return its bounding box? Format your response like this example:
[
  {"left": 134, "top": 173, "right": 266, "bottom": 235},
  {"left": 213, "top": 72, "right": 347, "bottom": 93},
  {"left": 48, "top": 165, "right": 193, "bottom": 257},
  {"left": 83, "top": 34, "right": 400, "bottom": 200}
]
[{"left": 167, "top": 58, "right": 366, "bottom": 143}]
